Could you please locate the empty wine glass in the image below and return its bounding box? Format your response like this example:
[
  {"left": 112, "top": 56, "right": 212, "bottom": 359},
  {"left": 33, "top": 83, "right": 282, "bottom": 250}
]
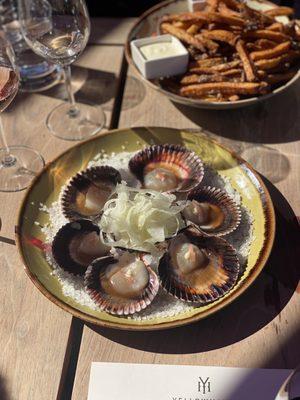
[
  {"left": 0, "top": 33, "right": 44, "bottom": 192},
  {"left": 18, "top": 0, "right": 105, "bottom": 141}
]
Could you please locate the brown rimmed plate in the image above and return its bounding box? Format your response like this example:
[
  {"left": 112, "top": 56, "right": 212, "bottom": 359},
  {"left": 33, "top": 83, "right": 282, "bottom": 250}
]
[{"left": 16, "top": 127, "right": 275, "bottom": 331}]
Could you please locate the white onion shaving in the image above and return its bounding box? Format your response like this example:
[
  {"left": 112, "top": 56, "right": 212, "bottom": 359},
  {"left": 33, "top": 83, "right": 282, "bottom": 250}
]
[{"left": 99, "top": 183, "right": 185, "bottom": 253}]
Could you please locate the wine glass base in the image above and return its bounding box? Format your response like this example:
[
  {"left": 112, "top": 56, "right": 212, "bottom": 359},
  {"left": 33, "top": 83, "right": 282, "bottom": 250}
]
[
  {"left": 46, "top": 102, "right": 106, "bottom": 141},
  {"left": 0, "top": 146, "right": 45, "bottom": 192}
]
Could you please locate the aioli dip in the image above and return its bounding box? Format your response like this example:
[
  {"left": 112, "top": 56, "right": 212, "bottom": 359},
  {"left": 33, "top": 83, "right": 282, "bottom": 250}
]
[{"left": 140, "top": 41, "right": 184, "bottom": 60}]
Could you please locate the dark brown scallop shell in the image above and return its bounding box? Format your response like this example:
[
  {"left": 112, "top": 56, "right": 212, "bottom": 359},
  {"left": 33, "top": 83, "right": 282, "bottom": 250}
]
[
  {"left": 84, "top": 254, "right": 159, "bottom": 315},
  {"left": 183, "top": 186, "right": 241, "bottom": 236},
  {"left": 128, "top": 144, "right": 204, "bottom": 193},
  {"left": 52, "top": 219, "right": 110, "bottom": 275},
  {"left": 61, "top": 166, "right": 121, "bottom": 221},
  {"left": 158, "top": 229, "right": 239, "bottom": 304}
]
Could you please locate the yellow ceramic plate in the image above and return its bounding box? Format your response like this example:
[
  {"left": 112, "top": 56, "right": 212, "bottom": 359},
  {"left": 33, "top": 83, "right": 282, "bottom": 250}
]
[{"left": 16, "top": 127, "right": 275, "bottom": 331}]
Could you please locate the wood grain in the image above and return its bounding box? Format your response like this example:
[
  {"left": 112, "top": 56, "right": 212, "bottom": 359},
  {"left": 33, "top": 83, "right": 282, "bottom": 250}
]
[
  {"left": 72, "top": 64, "right": 300, "bottom": 399},
  {"left": 0, "top": 242, "right": 71, "bottom": 400}
]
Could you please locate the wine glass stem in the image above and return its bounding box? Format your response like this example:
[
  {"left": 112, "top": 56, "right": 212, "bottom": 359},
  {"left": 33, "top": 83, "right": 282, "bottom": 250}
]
[
  {"left": 0, "top": 115, "right": 16, "bottom": 167},
  {"left": 64, "top": 65, "right": 79, "bottom": 118}
]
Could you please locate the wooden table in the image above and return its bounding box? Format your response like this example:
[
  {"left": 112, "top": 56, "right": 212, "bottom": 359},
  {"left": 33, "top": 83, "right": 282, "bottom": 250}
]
[{"left": 0, "top": 18, "right": 299, "bottom": 400}]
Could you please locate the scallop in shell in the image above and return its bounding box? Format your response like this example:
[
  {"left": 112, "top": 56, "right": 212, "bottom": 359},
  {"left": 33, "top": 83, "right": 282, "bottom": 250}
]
[
  {"left": 61, "top": 166, "right": 121, "bottom": 221},
  {"left": 129, "top": 144, "right": 204, "bottom": 193},
  {"left": 158, "top": 229, "right": 239, "bottom": 304},
  {"left": 84, "top": 252, "right": 159, "bottom": 315},
  {"left": 52, "top": 219, "right": 110, "bottom": 275},
  {"left": 182, "top": 186, "right": 241, "bottom": 236}
]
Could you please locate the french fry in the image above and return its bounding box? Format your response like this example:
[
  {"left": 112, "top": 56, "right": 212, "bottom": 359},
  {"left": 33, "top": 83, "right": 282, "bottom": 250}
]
[
  {"left": 236, "top": 40, "right": 258, "bottom": 81},
  {"left": 202, "top": 29, "right": 239, "bottom": 46},
  {"left": 194, "top": 34, "right": 219, "bottom": 52},
  {"left": 189, "top": 57, "right": 225, "bottom": 68},
  {"left": 255, "top": 51, "right": 300, "bottom": 71},
  {"left": 180, "top": 81, "right": 268, "bottom": 97},
  {"left": 245, "top": 30, "right": 290, "bottom": 42},
  {"left": 190, "top": 60, "right": 241, "bottom": 74},
  {"left": 267, "top": 22, "right": 284, "bottom": 32},
  {"left": 208, "top": 11, "right": 245, "bottom": 27},
  {"left": 218, "top": 2, "right": 240, "bottom": 18},
  {"left": 161, "top": 23, "right": 206, "bottom": 51},
  {"left": 219, "top": 0, "right": 242, "bottom": 12},
  {"left": 255, "top": 39, "right": 277, "bottom": 49},
  {"left": 250, "top": 41, "right": 291, "bottom": 61},
  {"left": 265, "top": 7, "right": 294, "bottom": 18},
  {"left": 181, "top": 74, "right": 230, "bottom": 84}
]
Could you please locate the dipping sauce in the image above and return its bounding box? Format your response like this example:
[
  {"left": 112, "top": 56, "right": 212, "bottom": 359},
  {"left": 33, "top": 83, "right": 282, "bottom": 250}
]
[{"left": 140, "top": 41, "right": 184, "bottom": 60}]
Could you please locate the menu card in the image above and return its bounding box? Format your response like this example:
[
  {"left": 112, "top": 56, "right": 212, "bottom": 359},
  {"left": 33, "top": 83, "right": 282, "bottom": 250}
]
[{"left": 87, "top": 362, "right": 293, "bottom": 400}]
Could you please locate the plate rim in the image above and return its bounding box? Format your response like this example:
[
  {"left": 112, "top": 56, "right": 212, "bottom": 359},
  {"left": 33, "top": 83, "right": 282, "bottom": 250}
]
[
  {"left": 15, "top": 126, "right": 276, "bottom": 331},
  {"left": 124, "top": 0, "right": 300, "bottom": 110}
]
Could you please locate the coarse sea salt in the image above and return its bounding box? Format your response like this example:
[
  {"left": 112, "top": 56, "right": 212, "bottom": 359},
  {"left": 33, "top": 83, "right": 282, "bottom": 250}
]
[{"left": 36, "top": 150, "right": 254, "bottom": 321}]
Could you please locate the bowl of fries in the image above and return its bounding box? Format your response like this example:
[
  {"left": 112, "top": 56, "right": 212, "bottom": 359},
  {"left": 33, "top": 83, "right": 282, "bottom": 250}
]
[{"left": 126, "top": 0, "right": 300, "bottom": 109}]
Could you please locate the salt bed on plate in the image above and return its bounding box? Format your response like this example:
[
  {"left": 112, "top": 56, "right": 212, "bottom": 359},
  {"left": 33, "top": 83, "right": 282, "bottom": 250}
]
[{"left": 36, "top": 150, "right": 254, "bottom": 321}]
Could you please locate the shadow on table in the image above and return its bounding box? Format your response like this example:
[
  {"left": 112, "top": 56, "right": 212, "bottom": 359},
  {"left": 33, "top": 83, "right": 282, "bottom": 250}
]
[
  {"left": 42, "top": 65, "right": 117, "bottom": 112},
  {"left": 39, "top": 66, "right": 146, "bottom": 113},
  {"left": 0, "top": 377, "right": 10, "bottom": 400},
  {"left": 173, "top": 80, "right": 300, "bottom": 144},
  {"left": 88, "top": 178, "right": 300, "bottom": 355}
]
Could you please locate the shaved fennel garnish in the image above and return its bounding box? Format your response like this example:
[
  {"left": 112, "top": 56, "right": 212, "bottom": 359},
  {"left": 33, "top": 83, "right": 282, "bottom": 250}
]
[{"left": 99, "top": 183, "right": 185, "bottom": 252}]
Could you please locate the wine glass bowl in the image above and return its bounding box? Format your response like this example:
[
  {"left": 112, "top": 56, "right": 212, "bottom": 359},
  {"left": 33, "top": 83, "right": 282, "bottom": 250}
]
[
  {"left": 18, "top": 0, "right": 105, "bottom": 141},
  {"left": 0, "top": 33, "right": 45, "bottom": 192}
]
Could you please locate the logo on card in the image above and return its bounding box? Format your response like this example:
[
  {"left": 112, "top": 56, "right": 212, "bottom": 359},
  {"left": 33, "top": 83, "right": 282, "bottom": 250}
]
[{"left": 198, "top": 377, "right": 211, "bottom": 395}]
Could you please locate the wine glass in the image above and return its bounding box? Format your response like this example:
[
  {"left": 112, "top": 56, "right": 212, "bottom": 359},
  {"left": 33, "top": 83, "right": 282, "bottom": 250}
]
[
  {"left": 0, "top": 33, "right": 44, "bottom": 192},
  {"left": 18, "top": 0, "right": 105, "bottom": 141}
]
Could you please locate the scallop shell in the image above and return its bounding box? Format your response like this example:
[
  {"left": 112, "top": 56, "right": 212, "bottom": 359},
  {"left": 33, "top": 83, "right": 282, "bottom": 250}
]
[
  {"left": 183, "top": 186, "right": 241, "bottom": 236},
  {"left": 52, "top": 219, "right": 110, "bottom": 275},
  {"left": 61, "top": 166, "right": 121, "bottom": 221},
  {"left": 84, "top": 254, "right": 160, "bottom": 315},
  {"left": 158, "top": 229, "right": 239, "bottom": 304},
  {"left": 128, "top": 144, "right": 204, "bottom": 193}
]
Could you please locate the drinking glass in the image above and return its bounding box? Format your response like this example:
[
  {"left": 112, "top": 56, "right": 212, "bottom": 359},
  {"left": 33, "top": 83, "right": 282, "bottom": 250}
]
[
  {"left": 0, "top": 33, "right": 44, "bottom": 192},
  {"left": 18, "top": 0, "right": 105, "bottom": 141}
]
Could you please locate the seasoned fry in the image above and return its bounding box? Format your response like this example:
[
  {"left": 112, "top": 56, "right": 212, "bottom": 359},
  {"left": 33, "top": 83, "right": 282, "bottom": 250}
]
[
  {"left": 190, "top": 60, "right": 241, "bottom": 74},
  {"left": 236, "top": 40, "right": 257, "bottom": 81},
  {"left": 194, "top": 34, "right": 219, "bottom": 52},
  {"left": 250, "top": 41, "right": 291, "bottom": 61},
  {"left": 218, "top": 2, "right": 240, "bottom": 18},
  {"left": 180, "top": 82, "right": 268, "bottom": 97},
  {"left": 181, "top": 74, "right": 230, "bottom": 84},
  {"left": 245, "top": 30, "right": 289, "bottom": 42},
  {"left": 265, "top": 7, "right": 294, "bottom": 18},
  {"left": 267, "top": 22, "right": 284, "bottom": 32},
  {"left": 255, "top": 51, "right": 300, "bottom": 71},
  {"left": 219, "top": 0, "right": 242, "bottom": 12},
  {"left": 202, "top": 29, "right": 239, "bottom": 46},
  {"left": 189, "top": 57, "right": 224, "bottom": 68},
  {"left": 208, "top": 11, "right": 245, "bottom": 27},
  {"left": 255, "top": 39, "right": 277, "bottom": 49},
  {"left": 161, "top": 23, "right": 206, "bottom": 51}
]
